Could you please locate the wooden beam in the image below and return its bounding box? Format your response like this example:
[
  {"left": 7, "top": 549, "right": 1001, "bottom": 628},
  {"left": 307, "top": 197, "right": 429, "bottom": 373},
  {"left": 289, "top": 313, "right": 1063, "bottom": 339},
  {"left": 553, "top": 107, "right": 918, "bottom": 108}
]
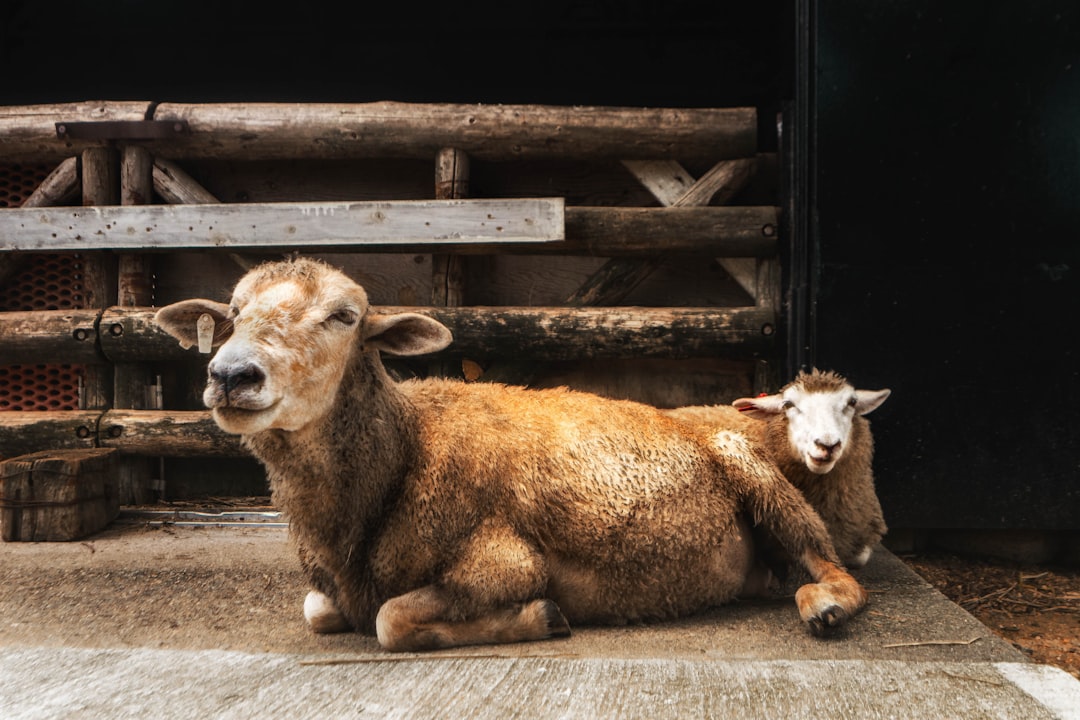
[
  {"left": 79, "top": 147, "right": 118, "bottom": 413},
  {"left": 431, "top": 148, "right": 470, "bottom": 307},
  {"left": 568, "top": 158, "right": 760, "bottom": 306},
  {"left": 116, "top": 145, "right": 157, "bottom": 504},
  {"left": 10, "top": 304, "right": 775, "bottom": 364},
  {"left": 0, "top": 412, "right": 100, "bottom": 458},
  {"left": 99, "top": 410, "right": 245, "bottom": 457},
  {"left": 0, "top": 101, "right": 757, "bottom": 162},
  {"left": 0, "top": 203, "right": 776, "bottom": 256},
  {"left": 88, "top": 305, "right": 775, "bottom": 363},
  {"left": 151, "top": 157, "right": 219, "bottom": 204},
  {"left": 0, "top": 198, "right": 565, "bottom": 251},
  {"left": 22, "top": 156, "right": 81, "bottom": 207},
  {"left": 0, "top": 101, "right": 149, "bottom": 162},
  {"left": 0, "top": 309, "right": 102, "bottom": 365}
]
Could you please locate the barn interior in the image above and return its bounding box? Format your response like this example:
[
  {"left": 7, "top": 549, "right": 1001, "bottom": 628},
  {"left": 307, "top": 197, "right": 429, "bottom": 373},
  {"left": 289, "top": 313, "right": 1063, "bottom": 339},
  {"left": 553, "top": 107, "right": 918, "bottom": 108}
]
[{"left": 1, "top": 0, "right": 1078, "bottom": 552}]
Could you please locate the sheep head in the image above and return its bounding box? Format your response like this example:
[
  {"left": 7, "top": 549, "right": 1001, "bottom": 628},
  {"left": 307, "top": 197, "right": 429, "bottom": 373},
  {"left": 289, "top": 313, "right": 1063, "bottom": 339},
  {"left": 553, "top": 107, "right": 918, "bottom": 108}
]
[
  {"left": 733, "top": 370, "right": 890, "bottom": 474},
  {"left": 154, "top": 258, "right": 452, "bottom": 435}
]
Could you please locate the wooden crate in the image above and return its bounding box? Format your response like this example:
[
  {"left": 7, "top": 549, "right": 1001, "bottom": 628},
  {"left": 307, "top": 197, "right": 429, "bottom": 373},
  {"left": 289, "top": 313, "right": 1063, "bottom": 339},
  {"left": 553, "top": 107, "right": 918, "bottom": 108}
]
[{"left": 0, "top": 448, "right": 119, "bottom": 541}]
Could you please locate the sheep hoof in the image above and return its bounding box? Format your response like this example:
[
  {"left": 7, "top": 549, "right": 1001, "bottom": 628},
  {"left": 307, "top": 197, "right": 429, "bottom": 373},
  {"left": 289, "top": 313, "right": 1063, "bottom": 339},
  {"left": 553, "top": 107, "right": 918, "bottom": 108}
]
[
  {"left": 304, "top": 590, "right": 351, "bottom": 634},
  {"left": 539, "top": 599, "right": 572, "bottom": 639},
  {"left": 806, "top": 604, "right": 847, "bottom": 637}
]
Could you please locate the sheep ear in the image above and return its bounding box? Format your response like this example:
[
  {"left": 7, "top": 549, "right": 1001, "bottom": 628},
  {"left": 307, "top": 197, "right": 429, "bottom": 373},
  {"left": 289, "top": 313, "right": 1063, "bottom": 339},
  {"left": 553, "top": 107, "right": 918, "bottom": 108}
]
[
  {"left": 363, "top": 312, "right": 453, "bottom": 356},
  {"left": 854, "top": 388, "right": 891, "bottom": 415},
  {"left": 154, "top": 300, "right": 233, "bottom": 351},
  {"left": 732, "top": 393, "right": 786, "bottom": 420}
]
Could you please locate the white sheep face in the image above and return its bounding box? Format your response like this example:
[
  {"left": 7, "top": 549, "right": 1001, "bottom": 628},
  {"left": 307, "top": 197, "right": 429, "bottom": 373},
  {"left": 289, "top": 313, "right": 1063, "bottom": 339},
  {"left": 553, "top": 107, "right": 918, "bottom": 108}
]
[
  {"left": 153, "top": 259, "right": 453, "bottom": 436},
  {"left": 734, "top": 372, "right": 890, "bottom": 474}
]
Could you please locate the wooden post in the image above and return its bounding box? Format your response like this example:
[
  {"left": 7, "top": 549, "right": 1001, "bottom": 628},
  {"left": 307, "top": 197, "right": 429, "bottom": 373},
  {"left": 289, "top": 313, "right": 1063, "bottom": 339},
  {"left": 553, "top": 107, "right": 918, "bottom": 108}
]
[
  {"left": 431, "top": 148, "right": 470, "bottom": 377},
  {"left": 79, "top": 147, "right": 118, "bottom": 412},
  {"left": 115, "top": 146, "right": 157, "bottom": 504}
]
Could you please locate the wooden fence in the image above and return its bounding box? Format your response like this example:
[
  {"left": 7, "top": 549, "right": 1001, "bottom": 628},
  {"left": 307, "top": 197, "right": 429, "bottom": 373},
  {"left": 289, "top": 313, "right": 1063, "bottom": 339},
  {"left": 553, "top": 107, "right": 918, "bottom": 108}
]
[{"left": 0, "top": 101, "right": 781, "bottom": 496}]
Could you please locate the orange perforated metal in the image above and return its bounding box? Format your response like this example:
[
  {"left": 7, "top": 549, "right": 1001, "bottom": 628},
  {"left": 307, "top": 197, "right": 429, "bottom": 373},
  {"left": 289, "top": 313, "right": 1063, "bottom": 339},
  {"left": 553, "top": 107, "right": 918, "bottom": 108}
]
[{"left": 1, "top": 162, "right": 85, "bottom": 412}]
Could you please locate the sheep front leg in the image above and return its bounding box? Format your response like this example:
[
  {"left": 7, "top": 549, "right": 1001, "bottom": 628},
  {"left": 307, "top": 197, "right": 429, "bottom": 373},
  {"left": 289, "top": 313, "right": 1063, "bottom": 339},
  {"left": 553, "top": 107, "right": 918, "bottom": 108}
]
[
  {"left": 375, "top": 520, "right": 570, "bottom": 652},
  {"left": 794, "top": 551, "right": 869, "bottom": 636},
  {"left": 296, "top": 542, "right": 352, "bottom": 633},
  {"left": 713, "top": 431, "right": 868, "bottom": 634}
]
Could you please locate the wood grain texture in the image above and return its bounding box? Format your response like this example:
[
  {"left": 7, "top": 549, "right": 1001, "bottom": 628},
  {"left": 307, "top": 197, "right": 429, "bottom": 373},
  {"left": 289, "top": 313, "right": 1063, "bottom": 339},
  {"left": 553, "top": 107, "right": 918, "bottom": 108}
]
[{"left": 0, "top": 198, "right": 564, "bottom": 251}]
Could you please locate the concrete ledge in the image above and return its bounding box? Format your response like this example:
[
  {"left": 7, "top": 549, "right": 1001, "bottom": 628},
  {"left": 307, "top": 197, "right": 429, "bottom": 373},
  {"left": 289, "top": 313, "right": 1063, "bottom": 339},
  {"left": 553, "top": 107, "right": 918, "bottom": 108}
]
[
  {"left": 2, "top": 524, "right": 1078, "bottom": 718},
  {"left": 3, "top": 649, "right": 1079, "bottom": 720}
]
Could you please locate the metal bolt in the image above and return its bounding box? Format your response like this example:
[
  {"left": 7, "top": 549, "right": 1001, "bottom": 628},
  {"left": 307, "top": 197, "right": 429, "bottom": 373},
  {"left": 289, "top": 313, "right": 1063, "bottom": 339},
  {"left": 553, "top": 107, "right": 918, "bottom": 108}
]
[
  {"left": 761, "top": 323, "right": 775, "bottom": 336},
  {"left": 762, "top": 224, "right": 777, "bottom": 237},
  {"left": 56, "top": 124, "right": 67, "bottom": 136},
  {"left": 73, "top": 328, "right": 90, "bottom": 342},
  {"left": 108, "top": 425, "right": 123, "bottom": 438},
  {"left": 76, "top": 426, "right": 91, "bottom": 439},
  {"left": 109, "top": 323, "right": 124, "bottom": 337}
]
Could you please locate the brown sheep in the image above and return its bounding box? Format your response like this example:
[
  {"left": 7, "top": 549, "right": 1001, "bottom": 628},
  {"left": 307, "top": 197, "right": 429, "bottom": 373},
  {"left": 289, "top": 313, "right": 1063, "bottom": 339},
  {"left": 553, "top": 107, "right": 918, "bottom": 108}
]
[
  {"left": 154, "top": 257, "right": 868, "bottom": 652},
  {"left": 666, "top": 369, "right": 891, "bottom": 569}
]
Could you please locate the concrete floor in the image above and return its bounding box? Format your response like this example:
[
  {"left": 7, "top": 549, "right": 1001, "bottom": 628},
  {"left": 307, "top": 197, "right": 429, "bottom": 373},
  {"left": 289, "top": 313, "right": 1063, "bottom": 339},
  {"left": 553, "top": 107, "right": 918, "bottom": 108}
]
[{"left": 2, "top": 520, "right": 1079, "bottom": 718}]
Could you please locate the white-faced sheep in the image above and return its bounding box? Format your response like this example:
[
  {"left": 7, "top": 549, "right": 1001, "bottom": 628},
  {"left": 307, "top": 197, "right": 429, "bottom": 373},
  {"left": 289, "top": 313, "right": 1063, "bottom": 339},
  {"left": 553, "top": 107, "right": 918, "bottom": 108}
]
[
  {"left": 666, "top": 369, "right": 891, "bottom": 569},
  {"left": 154, "top": 258, "right": 868, "bottom": 651}
]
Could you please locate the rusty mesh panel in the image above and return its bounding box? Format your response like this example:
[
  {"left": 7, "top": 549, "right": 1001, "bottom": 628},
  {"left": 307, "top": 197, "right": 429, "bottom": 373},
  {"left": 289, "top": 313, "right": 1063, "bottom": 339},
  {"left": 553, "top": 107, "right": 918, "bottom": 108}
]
[{"left": 1, "top": 162, "right": 85, "bottom": 412}]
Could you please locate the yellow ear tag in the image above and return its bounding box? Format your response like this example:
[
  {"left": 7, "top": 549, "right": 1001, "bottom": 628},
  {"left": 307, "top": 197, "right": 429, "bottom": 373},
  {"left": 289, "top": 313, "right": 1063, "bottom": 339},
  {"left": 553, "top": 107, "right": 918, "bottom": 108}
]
[{"left": 197, "top": 313, "right": 215, "bottom": 354}]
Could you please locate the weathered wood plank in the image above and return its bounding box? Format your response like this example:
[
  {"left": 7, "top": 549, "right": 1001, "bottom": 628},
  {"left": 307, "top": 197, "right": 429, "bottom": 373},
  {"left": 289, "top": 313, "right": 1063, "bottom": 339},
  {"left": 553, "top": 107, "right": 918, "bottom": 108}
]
[
  {"left": 0, "top": 309, "right": 102, "bottom": 365},
  {"left": 0, "top": 204, "right": 776, "bottom": 256},
  {"left": 0, "top": 411, "right": 100, "bottom": 458},
  {"left": 79, "top": 148, "right": 118, "bottom": 412},
  {"left": 151, "top": 157, "right": 220, "bottom": 204},
  {"left": 0, "top": 102, "right": 757, "bottom": 162},
  {"left": 560, "top": 206, "right": 775, "bottom": 256},
  {"left": 99, "top": 410, "right": 245, "bottom": 457},
  {"left": 569, "top": 158, "right": 761, "bottom": 306},
  {"left": 0, "top": 198, "right": 565, "bottom": 251},
  {"left": 22, "top": 156, "right": 81, "bottom": 208},
  {"left": 0, "top": 101, "right": 150, "bottom": 163},
  {"left": 94, "top": 305, "right": 775, "bottom": 362}
]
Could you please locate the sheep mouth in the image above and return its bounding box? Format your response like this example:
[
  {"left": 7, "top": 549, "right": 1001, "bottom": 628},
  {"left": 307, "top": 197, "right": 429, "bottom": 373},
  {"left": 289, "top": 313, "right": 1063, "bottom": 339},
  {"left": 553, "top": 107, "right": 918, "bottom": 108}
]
[
  {"left": 212, "top": 402, "right": 280, "bottom": 432},
  {"left": 806, "top": 455, "right": 837, "bottom": 473}
]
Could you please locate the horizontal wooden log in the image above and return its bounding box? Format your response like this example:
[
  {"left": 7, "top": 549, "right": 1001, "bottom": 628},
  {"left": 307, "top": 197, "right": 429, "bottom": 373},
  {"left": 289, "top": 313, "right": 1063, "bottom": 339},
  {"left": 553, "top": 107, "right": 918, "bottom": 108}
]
[
  {"left": 0, "top": 198, "right": 564, "bottom": 252},
  {"left": 0, "top": 204, "right": 776, "bottom": 257},
  {"left": 0, "top": 412, "right": 100, "bottom": 459},
  {"left": 97, "top": 305, "right": 775, "bottom": 363},
  {"left": 0, "top": 101, "right": 757, "bottom": 162},
  {"left": 0, "top": 411, "right": 245, "bottom": 459},
  {"left": 99, "top": 411, "right": 245, "bottom": 457},
  {"left": 0, "top": 310, "right": 102, "bottom": 365},
  {"left": 432, "top": 306, "right": 776, "bottom": 359},
  {"left": 0, "top": 101, "right": 150, "bottom": 163},
  {"left": 4, "top": 303, "right": 776, "bottom": 365}
]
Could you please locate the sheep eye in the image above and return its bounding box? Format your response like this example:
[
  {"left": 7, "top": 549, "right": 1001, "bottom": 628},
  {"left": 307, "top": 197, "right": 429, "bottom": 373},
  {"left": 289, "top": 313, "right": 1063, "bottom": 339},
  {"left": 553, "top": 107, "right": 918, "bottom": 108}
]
[
  {"left": 326, "top": 309, "right": 358, "bottom": 326},
  {"left": 781, "top": 400, "right": 795, "bottom": 410},
  {"left": 847, "top": 397, "right": 858, "bottom": 408}
]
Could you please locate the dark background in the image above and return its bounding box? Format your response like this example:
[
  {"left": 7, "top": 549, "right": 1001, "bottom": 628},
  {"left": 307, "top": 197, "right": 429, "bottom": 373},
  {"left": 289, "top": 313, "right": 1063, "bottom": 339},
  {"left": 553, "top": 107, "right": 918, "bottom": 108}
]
[
  {"left": 813, "top": 2, "right": 1079, "bottom": 528},
  {"left": 3, "top": 1, "right": 1077, "bottom": 529}
]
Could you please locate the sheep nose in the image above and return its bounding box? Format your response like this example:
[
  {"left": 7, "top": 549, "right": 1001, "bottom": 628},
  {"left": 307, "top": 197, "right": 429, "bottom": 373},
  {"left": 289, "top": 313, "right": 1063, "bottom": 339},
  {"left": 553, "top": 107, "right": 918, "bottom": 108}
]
[
  {"left": 210, "top": 363, "right": 266, "bottom": 396},
  {"left": 815, "top": 439, "right": 841, "bottom": 455}
]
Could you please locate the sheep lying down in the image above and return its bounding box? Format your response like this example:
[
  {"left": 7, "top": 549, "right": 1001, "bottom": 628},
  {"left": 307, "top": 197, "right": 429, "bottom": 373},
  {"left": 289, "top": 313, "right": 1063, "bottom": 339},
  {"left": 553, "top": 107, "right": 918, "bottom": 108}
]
[
  {"left": 155, "top": 257, "right": 868, "bottom": 652},
  {"left": 667, "top": 370, "right": 891, "bottom": 569}
]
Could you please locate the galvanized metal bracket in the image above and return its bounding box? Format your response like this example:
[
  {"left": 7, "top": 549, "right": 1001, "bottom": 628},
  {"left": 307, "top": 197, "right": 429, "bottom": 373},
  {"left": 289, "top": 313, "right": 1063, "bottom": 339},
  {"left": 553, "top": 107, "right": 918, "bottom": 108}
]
[{"left": 55, "top": 120, "right": 190, "bottom": 140}]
